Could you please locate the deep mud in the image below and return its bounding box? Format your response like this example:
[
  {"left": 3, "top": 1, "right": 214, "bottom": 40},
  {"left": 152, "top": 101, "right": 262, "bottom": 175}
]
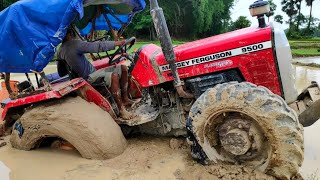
[{"left": 0, "top": 136, "right": 274, "bottom": 180}]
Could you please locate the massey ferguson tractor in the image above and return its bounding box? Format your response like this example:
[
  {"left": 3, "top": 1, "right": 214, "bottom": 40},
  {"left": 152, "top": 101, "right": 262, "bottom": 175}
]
[{"left": 1, "top": 0, "right": 320, "bottom": 179}]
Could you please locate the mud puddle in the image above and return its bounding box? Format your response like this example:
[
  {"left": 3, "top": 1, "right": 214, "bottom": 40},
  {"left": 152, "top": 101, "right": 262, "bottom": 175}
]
[
  {"left": 301, "top": 121, "right": 320, "bottom": 179},
  {"left": 293, "top": 56, "right": 320, "bottom": 65},
  {"left": 294, "top": 65, "right": 320, "bottom": 178},
  {"left": 0, "top": 136, "right": 273, "bottom": 180},
  {"left": 294, "top": 65, "right": 320, "bottom": 93}
]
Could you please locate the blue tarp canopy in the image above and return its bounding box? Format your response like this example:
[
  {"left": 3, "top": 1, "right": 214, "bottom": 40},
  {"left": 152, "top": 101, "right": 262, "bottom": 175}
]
[
  {"left": 80, "top": 14, "right": 130, "bottom": 35},
  {"left": 0, "top": 0, "right": 146, "bottom": 73},
  {"left": 79, "top": 5, "right": 133, "bottom": 35}
]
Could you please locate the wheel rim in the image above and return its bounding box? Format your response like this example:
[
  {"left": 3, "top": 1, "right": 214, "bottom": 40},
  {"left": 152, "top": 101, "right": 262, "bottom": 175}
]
[{"left": 202, "top": 110, "right": 272, "bottom": 171}]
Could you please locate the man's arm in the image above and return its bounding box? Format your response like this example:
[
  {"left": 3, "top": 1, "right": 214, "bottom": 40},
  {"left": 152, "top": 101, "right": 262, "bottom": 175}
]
[{"left": 76, "top": 40, "right": 124, "bottom": 54}]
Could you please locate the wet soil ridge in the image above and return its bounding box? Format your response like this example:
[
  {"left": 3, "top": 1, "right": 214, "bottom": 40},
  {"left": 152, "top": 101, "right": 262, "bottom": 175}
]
[
  {"left": 292, "top": 61, "right": 320, "bottom": 68},
  {"left": 292, "top": 56, "right": 320, "bottom": 68}
]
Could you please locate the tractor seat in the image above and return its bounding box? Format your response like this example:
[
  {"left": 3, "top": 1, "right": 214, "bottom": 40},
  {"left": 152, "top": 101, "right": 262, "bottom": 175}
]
[
  {"left": 46, "top": 73, "right": 70, "bottom": 84},
  {"left": 46, "top": 56, "right": 115, "bottom": 84},
  {"left": 45, "top": 59, "right": 79, "bottom": 84}
]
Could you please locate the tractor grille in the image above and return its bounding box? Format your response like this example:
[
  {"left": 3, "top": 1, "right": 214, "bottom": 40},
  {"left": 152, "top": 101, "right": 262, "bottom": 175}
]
[{"left": 186, "top": 69, "right": 243, "bottom": 98}]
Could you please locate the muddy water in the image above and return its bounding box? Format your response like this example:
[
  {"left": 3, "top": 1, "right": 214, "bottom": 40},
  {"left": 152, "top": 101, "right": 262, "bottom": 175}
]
[
  {"left": 0, "top": 64, "right": 320, "bottom": 179},
  {"left": 293, "top": 65, "right": 320, "bottom": 178},
  {"left": 301, "top": 121, "right": 320, "bottom": 178},
  {"left": 0, "top": 137, "right": 273, "bottom": 180},
  {"left": 294, "top": 65, "right": 320, "bottom": 93},
  {"left": 293, "top": 56, "right": 320, "bottom": 65}
]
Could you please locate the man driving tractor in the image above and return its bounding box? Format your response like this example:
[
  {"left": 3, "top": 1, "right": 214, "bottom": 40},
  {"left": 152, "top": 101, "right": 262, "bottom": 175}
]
[{"left": 58, "top": 28, "right": 137, "bottom": 120}]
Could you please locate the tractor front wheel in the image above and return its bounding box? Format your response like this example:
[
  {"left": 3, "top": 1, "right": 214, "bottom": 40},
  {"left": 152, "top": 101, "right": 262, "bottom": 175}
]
[
  {"left": 10, "top": 96, "right": 127, "bottom": 159},
  {"left": 187, "top": 82, "right": 303, "bottom": 179}
]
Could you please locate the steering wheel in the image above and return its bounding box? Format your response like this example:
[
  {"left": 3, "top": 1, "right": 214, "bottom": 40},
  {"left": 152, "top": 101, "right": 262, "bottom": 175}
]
[{"left": 109, "top": 37, "right": 136, "bottom": 65}]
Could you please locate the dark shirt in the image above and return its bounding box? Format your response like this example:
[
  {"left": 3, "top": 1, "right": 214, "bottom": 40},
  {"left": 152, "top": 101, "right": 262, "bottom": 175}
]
[{"left": 58, "top": 39, "right": 116, "bottom": 79}]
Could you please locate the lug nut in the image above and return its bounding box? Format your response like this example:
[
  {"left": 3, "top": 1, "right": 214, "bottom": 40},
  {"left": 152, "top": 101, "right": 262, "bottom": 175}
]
[{"left": 238, "top": 124, "right": 243, "bottom": 129}]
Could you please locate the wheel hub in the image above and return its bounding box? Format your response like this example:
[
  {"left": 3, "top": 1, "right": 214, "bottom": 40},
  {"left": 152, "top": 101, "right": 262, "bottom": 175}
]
[
  {"left": 220, "top": 129, "right": 251, "bottom": 155},
  {"left": 218, "top": 117, "right": 254, "bottom": 156}
]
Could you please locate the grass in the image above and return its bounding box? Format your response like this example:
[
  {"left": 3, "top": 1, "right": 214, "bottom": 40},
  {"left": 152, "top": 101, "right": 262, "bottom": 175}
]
[
  {"left": 290, "top": 38, "right": 320, "bottom": 58},
  {"left": 128, "top": 40, "right": 186, "bottom": 52},
  {"left": 289, "top": 37, "right": 320, "bottom": 43},
  {"left": 292, "top": 49, "right": 320, "bottom": 57},
  {"left": 93, "top": 40, "right": 186, "bottom": 59},
  {"left": 290, "top": 43, "right": 320, "bottom": 49}
]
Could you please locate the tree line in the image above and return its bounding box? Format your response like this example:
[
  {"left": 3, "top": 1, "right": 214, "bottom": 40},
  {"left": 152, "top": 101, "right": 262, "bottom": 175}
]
[
  {"left": 1, "top": 0, "right": 319, "bottom": 39},
  {"left": 125, "top": 0, "right": 236, "bottom": 39},
  {"left": 274, "top": 0, "right": 320, "bottom": 38},
  {"left": 0, "top": 0, "right": 13, "bottom": 11},
  {"left": 0, "top": 0, "right": 241, "bottom": 39}
]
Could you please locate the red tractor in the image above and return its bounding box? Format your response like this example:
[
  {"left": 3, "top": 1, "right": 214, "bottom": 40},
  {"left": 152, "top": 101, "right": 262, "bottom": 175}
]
[{"left": 1, "top": 0, "right": 319, "bottom": 179}]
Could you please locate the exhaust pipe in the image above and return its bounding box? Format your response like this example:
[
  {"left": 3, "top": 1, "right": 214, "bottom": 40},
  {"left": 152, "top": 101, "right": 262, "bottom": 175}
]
[{"left": 149, "top": 0, "right": 193, "bottom": 99}]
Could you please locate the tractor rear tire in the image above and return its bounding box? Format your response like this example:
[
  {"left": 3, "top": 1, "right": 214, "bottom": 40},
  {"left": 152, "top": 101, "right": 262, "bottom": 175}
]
[
  {"left": 187, "top": 82, "right": 303, "bottom": 179},
  {"left": 10, "top": 96, "right": 127, "bottom": 160}
]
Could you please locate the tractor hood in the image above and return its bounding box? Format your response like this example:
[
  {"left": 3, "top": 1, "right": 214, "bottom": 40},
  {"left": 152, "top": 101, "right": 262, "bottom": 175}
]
[
  {"left": 0, "top": 0, "right": 145, "bottom": 73},
  {"left": 132, "top": 26, "right": 275, "bottom": 88},
  {"left": 132, "top": 24, "right": 296, "bottom": 102}
]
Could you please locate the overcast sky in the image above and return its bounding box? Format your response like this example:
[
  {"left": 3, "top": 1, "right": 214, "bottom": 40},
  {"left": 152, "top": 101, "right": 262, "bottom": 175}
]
[{"left": 231, "top": 0, "right": 320, "bottom": 29}]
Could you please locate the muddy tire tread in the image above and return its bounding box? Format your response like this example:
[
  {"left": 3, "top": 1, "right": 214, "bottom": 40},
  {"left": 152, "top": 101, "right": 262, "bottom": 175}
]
[{"left": 187, "top": 82, "right": 303, "bottom": 179}]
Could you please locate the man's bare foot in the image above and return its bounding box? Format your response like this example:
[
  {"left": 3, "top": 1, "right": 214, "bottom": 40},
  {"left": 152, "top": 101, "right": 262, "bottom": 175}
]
[
  {"left": 120, "top": 108, "right": 137, "bottom": 120},
  {"left": 123, "top": 98, "right": 141, "bottom": 107}
]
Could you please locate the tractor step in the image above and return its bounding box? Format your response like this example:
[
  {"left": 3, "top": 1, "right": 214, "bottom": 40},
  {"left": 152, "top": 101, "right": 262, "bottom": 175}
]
[{"left": 116, "top": 102, "right": 160, "bottom": 126}]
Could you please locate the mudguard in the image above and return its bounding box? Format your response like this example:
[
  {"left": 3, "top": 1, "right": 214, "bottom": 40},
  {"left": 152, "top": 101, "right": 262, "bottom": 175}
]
[{"left": 1, "top": 78, "right": 116, "bottom": 127}]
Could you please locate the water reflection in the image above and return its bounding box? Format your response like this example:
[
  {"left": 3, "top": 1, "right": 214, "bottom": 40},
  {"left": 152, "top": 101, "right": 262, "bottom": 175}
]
[
  {"left": 293, "top": 56, "right": 320, "bottom": 65},
  {"left": 293, "top": 65, "right": 320, "bottom": 178},
  {"left": 301, "top": 121, "right": 320, "bottom": 178},
  {"left": 294, "top": 65, "right": 320, "bottom": 93}
]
